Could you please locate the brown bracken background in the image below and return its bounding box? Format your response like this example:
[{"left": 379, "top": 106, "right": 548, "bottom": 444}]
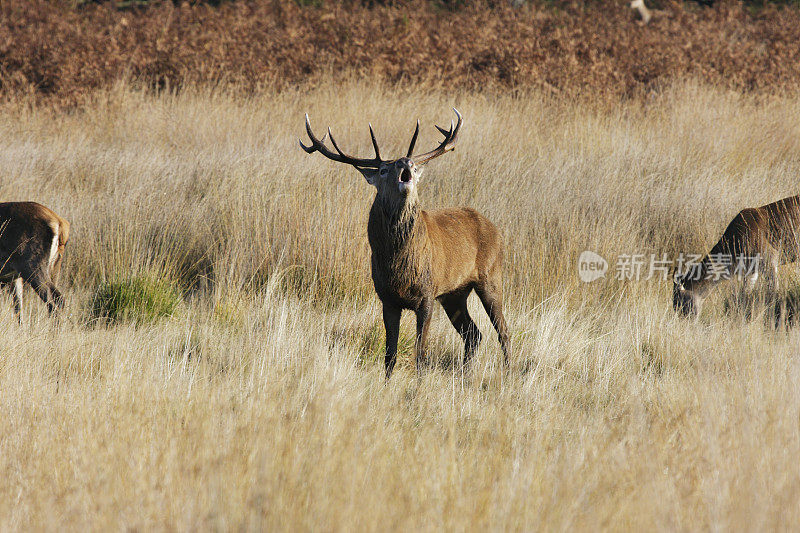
[{"left": 2, "top": 0, "right": 800, "bottom": 106}]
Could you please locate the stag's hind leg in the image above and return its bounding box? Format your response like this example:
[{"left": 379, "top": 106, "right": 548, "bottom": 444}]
[
  {"left": 2, "top": 276, "right": 25, "bottom": 324},
  {"left": 439, "top": 289, "right": 482, "bottom": 368},
  {"left": 475, "top": 281, "right": 511, "bottom": 367},
  {"left": 25, "top": 269, "right": 64, "bottom": 315},
  {"left": 9, "top": 276, "right": 24, "bottom": 324}
]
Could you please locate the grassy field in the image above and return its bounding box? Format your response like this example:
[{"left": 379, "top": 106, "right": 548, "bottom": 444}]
[{"left": 1, "top": 80, "right": 800, "bottom": 529}]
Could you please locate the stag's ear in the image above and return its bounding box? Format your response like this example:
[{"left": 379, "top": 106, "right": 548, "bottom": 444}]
[{"left": 357, "top": 168, "right": 379, "bottom": 186}]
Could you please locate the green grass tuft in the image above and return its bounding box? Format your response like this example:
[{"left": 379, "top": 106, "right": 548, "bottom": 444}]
[{"left": 90, "top": 275, "right": 183, "bottom": 325}]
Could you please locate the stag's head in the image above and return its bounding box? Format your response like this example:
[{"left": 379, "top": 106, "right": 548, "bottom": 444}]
[{"left": 300, "top": 109, "right": 462, "bottom": 205}]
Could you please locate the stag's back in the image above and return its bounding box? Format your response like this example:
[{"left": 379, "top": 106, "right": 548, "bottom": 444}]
[{"left": 708, "top": 195, "right": 800, "bottom": 262}]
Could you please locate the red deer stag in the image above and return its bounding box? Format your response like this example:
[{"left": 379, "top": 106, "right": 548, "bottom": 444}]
[
  {"left": 0, "top": 202, "right": 69, "bottom": 323},
  {"left": 301, "top": 109, "right": 510, "bottom": 378},
  {"left": 674, "top": 195, "right": 800, "bottom": 321}
]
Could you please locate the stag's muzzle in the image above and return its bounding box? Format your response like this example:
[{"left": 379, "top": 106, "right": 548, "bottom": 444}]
[{"left": 396, "top": 158, "right": 415, "bottom": 192}]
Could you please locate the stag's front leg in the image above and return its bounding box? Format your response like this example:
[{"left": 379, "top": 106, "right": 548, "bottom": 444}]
[
  {"left": 764, "top": 262, "right": 787, "bottom": 330},
  {"left": 383, "top": 302, "right": 401, "bottom": 379},
  {"left": 415, "top": 298, "right": 433, "bottom": 374}
]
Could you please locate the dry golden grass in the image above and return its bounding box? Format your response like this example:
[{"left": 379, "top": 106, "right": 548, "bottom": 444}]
[{"left": 1, "top": 81, "right": 800, "bottom": 529}]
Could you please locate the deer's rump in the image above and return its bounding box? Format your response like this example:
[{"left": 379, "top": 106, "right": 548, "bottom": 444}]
[{"left": 0, "top": 202, "right": 67, "bottom": 280}]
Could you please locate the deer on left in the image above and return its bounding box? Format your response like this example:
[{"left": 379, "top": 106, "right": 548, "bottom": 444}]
[{"left": 0, "top": 202, "right": 69, "bottom": 323}]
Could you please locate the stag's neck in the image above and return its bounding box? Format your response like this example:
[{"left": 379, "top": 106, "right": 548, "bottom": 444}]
[{"left": 369, "top": 194, "right": 425, "bottom": 254}]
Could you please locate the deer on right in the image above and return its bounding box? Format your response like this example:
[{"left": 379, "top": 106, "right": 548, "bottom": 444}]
[
  {"left": 673, "top": 195, "right": 800, "bottom": 325},
  {"left": 301, "top": 109, "right": 511, "bottom": 378}
]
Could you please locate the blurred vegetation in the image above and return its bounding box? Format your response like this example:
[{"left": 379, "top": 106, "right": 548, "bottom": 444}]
[
  {"left": 63, "top": 0, "right": 800, "bottom": 8},
  {"left": 4, "top": 0, "right": 800, "bottom": 107}
]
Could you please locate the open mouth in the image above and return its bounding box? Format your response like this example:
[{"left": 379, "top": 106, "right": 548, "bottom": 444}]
[{"left": 399, "top": 168, "right": 412, "bottom": 183}]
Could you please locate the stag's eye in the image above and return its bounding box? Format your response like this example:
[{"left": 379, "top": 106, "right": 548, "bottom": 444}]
[{"left": 380, "top": 168, "right": 388, "bottom": 175}]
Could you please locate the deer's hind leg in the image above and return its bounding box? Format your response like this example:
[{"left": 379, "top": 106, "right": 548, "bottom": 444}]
[
  {"left": 28, "top": 272, "right": 63, "bottom": 314},
  {"left": 18, "top": 257, "right": 64, "bottom": 315},
  {"left": 439, "top": 288, "right": 482, "bottom": 368},
  {"left": 12, "top": 230, "right": 65, "bottom": 316},
  {"left": 475, "top": 280, "right": 511, "bottom": 368},
  {"left": 8, "top": 276, "right": 24, "bottom": 324}
]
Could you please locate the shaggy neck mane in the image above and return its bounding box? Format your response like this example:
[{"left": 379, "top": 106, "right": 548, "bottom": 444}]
[
  {"left": 374, "top": 194, "right": 421, "bottom": 248},
  {"left": 368, "top": 192, "right": 428, "bottom": 296}
]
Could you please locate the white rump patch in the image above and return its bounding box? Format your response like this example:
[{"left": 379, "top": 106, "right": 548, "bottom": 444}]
[{"left": 48, "top": 221, "right": 59, "bottom": 272}]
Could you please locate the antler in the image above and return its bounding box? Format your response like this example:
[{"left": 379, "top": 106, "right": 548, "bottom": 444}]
[
  {"left": 299, "top": 114, "right": 384, "bottom": 169},
  {"left": 410, "top": 108, "right": 463, "bottom": 165},
  {"left": 406, "top": 120, "right": 420, "bottom": 158}
]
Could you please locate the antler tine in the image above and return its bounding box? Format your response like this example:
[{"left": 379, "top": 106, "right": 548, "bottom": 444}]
[
  {"left": 369, "top": 124, "right": 381, "bottom": 160},
  {"left": 413, "top": 108, "right": 463, "bottom": 165},
  {"left": 300, "top": 114, "right": 385, "bottom": 168},
  {"left": 406, "top": 120, "right": 420, "bottom": 158},
  {"left": 299, "top": 138, "right": 314, "bottom": 153},
  {"left": 299, "top": 113, "right": 322, "bottom": 153},
  {"left": 327, "top": 127, "right": 345, "bottom": 157}
]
